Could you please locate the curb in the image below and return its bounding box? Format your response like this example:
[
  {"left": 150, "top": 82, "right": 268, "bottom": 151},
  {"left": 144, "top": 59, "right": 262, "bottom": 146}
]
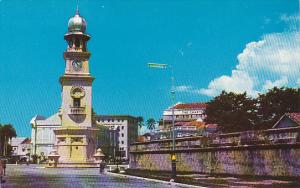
[{"left": 106, "top": 172, "right": 206, "bottom": 188}]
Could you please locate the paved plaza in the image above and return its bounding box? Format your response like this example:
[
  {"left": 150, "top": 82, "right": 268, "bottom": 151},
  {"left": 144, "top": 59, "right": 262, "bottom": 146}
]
[{"left": 0, "top": 165, "right": 187, "bottom": 188}]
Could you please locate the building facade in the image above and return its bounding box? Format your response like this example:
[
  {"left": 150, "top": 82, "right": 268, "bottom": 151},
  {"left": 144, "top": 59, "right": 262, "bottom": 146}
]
[
  {"left": 30, "top": 114, "right": 61, "bottom": 158},
  {"left": 155, "top": 102, "right": 208, "bottom": 139},
  {"left": 95, "top": 115, "right": 138, "bottom": 160},
  {"left": 10, "top": 137, "right": 31, "bottom": 161}
]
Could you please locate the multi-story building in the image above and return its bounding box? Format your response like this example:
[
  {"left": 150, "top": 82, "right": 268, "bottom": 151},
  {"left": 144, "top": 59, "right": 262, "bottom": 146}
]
[
  {"left": 160, "top": 102, "right": 207, "bottom": 130},
  {"left": 156, "top": 102, "right": 208, "bottom": 139},
  {"left": 95, "top": 115, "right": 138, "bottom": 160}
]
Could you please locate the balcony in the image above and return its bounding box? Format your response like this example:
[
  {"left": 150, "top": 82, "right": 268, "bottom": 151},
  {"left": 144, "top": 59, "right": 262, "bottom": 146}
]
[{"left": 69, "top": 106, "right": 86, "bottom": 115}]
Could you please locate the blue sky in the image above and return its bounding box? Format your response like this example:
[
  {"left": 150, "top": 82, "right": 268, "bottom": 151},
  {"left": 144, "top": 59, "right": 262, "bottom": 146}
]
[{"left": 0, "top": 0, "right": 299, "bottom": 137}]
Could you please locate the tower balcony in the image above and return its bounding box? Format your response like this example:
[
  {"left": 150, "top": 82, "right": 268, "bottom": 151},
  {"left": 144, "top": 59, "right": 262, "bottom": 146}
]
[{"left": 69, "top": 106, "right": 86, "bottom": 115}]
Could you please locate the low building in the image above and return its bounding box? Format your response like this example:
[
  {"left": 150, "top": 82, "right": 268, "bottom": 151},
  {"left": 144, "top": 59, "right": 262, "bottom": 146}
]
[
  {"left": 95, "top": 115, "right": 138, "bottom": 160},
  {"left": 10, "top": 137, "right": 31, "bottom": 161},
  {"left": 273, "top": 113, "right": 300, "bottom": 128}
]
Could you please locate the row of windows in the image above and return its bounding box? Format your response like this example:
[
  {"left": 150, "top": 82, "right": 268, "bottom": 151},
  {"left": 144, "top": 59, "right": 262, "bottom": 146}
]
[
  {"left": 108, "top": 125, "right": 125, "bottom": 130},
  {"left": 98, "top": 119, "right": 126, "bottom": 123}
]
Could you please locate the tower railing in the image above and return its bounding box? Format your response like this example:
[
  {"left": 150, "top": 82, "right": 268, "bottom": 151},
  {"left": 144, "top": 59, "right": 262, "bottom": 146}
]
[{"left": 69, "top": 106, "right": 86, "bottom": 115}]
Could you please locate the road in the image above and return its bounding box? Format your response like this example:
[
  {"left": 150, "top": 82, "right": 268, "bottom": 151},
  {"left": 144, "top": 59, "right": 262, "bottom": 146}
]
[{"left": 0, "top": 165, "right": 187, "bottom": 188}]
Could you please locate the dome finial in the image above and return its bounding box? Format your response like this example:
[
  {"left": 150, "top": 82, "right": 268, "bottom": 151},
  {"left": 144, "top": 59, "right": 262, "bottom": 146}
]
[{"left": 76, "top": 5, "right": 79, "bottom": 15}]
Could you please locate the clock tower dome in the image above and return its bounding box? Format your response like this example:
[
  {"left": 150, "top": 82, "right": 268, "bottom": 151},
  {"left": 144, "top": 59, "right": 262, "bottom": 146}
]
[{"left": 53, "top": 9, "right": 98, "bottom": 167}]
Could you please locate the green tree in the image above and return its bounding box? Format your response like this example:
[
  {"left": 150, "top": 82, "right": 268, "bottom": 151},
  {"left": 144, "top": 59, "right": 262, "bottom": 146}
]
[
  {"left": 137, "top": 116, "right": 144, "bottom": 129},
  {"left": 257, "top": 87, "right": 300, "bottom": 129},
  {"left": 205, "top": 91, "right": 258, "bottom": 133},
  {"left": 0, "top": 124, "right": 17, "bottom": 156},
  {"left": 146, "top": 118, "right": 156, "bottom": 131}
]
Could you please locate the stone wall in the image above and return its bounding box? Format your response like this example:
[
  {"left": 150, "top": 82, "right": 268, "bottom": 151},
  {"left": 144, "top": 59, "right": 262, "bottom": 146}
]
[
  {"left": 130, "top": 128, "right": 300, "bottom": 177},
  {"left": 130, "top": 145, "right": 300, "bottom": 177}
]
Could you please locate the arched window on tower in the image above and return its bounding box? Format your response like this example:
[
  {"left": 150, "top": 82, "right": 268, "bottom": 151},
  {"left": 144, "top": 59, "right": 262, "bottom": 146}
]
[
  {"left": 75, "top": 38, "right": 80, "bottom": 48},
  {"left": 73, "top": 98, "right": 81, "bottom": 107}
]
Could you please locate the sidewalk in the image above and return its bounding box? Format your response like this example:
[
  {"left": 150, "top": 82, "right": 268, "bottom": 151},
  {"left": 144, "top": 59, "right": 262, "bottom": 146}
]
[
  {"left": 120, "top": 169, "right": 300, "bottom": 188},
  {"left": 107, "top": 171, "right": 206, "bottom": 188}
]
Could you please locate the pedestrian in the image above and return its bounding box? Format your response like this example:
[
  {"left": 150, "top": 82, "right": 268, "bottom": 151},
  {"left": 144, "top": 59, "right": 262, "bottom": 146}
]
[
  {"left": 26, "top": 157, "right": 29, "bottom": 166},
  {"left": 0, "top": 160, "right": 4, "bottom": 184},
  {"left": 2, "top": 159, "right": 6, "bottom": 176},
  {"left": 99, "top": 161, "right": 105, "bottom": 174}
]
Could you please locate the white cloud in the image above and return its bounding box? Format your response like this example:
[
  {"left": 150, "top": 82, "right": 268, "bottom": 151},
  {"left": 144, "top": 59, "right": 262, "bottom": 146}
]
[
  {"left": 199, "top": 70, "right": 258, "bottom": 97},
  {"left": 262, "top": 76, "right": 288, "bottom": 92},
  {"left": 200, "top": 31, "right": 300, "bottom": 97}
]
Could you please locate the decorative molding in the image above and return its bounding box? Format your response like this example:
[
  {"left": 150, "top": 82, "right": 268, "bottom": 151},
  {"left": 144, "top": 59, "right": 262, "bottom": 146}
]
[{"left": 64, "top": 52, "right": 91, "bottom": 61}]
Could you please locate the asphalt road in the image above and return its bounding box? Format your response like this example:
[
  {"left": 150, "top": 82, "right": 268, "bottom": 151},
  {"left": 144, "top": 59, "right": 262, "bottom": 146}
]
[{"left": 0, "top": 165, "right": 186, "bottom": 188}]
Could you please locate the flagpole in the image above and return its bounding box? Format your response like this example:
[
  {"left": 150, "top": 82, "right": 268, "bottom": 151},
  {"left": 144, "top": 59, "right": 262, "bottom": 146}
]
[{"left": 147, "top": 63, "right": 177, "bottom": 182}]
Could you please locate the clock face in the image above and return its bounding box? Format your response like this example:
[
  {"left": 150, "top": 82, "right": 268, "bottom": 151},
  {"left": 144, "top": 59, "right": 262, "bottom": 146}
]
[{"left": 72, "top": 60, "right": 82, "bottom": 71}]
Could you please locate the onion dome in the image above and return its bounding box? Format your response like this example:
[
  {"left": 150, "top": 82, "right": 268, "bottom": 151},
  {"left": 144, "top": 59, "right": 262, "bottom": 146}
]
[{"left": 68, "top": 9, "right": 87, "bottom": 33}]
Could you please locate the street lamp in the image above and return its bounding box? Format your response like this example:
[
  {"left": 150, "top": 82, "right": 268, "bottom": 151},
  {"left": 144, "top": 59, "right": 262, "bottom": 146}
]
[{"left": 148, "top": 63, "right": 177, "bottom": 181}]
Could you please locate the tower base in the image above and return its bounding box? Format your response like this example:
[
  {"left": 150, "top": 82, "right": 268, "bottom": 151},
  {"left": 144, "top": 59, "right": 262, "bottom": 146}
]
[{"left": 52, "top": 127, "right": 98, "bottom": 168}]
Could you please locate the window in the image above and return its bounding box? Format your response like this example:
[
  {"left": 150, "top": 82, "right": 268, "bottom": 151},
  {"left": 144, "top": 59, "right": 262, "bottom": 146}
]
[
  {"left": 121, "top": 141, "right": 124, "bottom": 144},
  {"left": 121, "top": 126, "right": 124, "bottom": 130},
  {"left": 73, "top": 98, "right": 80, "bottom": 107},
  {"left": 75, "top": 38, "right": 80, "bottom": 48},
  {"left": 121, "top": 133, "right": 124, "bottom": 137}
]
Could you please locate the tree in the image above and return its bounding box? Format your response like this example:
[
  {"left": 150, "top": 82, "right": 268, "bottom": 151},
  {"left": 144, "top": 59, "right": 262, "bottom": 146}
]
[
  {"left": 257, "top": 87, "right": 300, "bottom": 129},
  {"left": 137, "top": 116, "right": 144, "bottom": 129},
  {"left": 0, "top": 123, "right": 17, "bottom": 156},
  {"left": 146, "top": 118, "right": 156, "bottom": 131},
  {"left": 205, "top": 91, "right": 258, "bottom": 133}
]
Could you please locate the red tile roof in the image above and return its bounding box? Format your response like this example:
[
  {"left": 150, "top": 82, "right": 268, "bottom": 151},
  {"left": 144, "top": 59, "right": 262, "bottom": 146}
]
[
  {"left": 20, "top": 138, "right": 31, "bottom": 144},
  {"left": 288, "top": 113, "right": 300, "bottom": 125},
  {"left": 173, "top": 103, "right": 207, "bottom": 109},
  {"left": 175, "top": 122, "right": 189, "bottom": 126},
  {"left": 188, "top": 121, "right": 205, "bottom": 128},
  {"left": 205, "top": 124, "right": 218, "bottom": 129}
]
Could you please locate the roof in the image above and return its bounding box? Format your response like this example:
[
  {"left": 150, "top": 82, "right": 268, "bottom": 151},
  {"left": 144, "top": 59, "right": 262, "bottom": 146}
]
[
  {"left": 10, "top": 137, "right": 29, "bottom": 146},
  {"left": 30, "top": 115, "right": 46, "bottom": 125},
  {"left": 96, "top": 115, "right": 138, "bottom": 121},
  {"left": 175, "top": 121, "right": 205, "bottom": 128},
  {"left": 272, "top": 112, "right": 300, "bottom": 128},
  {"left": 172, "top": 102, "right": 207, "bottom": 110},
  {"left": 205, "top": 124, "right": 218, "bottom": 129},
  {"left": 288, "top": 113, "right": 300, "bottom": 124},
  {"left": 36, "top": 113, "right": 61, "bottom": 126},
  {"left": 21, "top": 138, "right": 31, "bottom": 144}
]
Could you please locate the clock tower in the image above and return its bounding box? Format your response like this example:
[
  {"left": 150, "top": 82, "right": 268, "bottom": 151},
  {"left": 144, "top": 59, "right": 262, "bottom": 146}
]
[{"left": 53, "top": 9, "right": 98, "bottom": 167}]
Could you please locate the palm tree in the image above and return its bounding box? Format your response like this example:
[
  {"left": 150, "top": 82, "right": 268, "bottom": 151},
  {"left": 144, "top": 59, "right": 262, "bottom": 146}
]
[
  {"left": 146, "top": 118, "right": 156, "bottom": 132},
  {"left": 2, "top": 124, "right": 17, "bottom": 156},
  {"left": 137, "top": 116, "right": 144, "bottom": 128}
]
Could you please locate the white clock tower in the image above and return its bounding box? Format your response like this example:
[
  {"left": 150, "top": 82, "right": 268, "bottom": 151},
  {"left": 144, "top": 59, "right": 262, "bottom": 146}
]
[{"left": 53, "top": 9, "right": 98, "bottom": 167}]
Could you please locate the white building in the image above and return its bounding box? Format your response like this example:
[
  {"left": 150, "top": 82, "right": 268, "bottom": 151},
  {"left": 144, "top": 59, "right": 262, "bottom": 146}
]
[
  {"left": 30, "top": 113, "right": 61, "bottom": 157},
  {"left": 160, "top": 102, "right": 207, "bottom": 130},
  {"left": 95, "top": 115, "right": 138, "bottom": 160},
  {"left": 10, "top": 137, "right": 31, "bottom": 161},
  {"left": 154, "top": 102, "right": 208, "bottom": 139}
]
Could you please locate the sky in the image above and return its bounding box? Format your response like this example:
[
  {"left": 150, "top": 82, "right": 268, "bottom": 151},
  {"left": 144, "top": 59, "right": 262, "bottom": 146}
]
[{"left": 0, "top": 0, "right": 299, "bottom": 137}]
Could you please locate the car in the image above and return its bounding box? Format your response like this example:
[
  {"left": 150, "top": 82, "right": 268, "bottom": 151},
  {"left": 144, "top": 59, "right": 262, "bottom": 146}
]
[{"left": 18, "top": 157, "right": 29, "bottom": 165}]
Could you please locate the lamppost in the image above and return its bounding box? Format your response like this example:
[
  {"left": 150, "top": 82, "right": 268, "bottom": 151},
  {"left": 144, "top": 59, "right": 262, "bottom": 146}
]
[{"left": 148, "top": 63, "right": 176, "bottom": 181}]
